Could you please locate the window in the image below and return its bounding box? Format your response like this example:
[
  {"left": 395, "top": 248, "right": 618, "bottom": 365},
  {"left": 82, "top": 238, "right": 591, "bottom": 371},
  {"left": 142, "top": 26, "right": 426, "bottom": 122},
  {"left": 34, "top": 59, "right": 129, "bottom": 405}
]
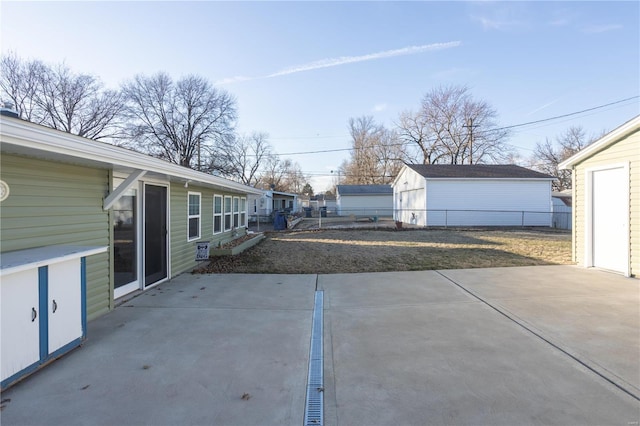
[
  {"left": 224, "top": 196, "right": 232, "bottom": 231},
  {"left": 240, "top": 197, "right": 247, "bottom": 227},
  {"left": 213, "top": 195, "right": 222, "bottom": 234},
  {"left": 233, "top": 197, "right": 240, "bottom": 228},
  {"left": 188, "top": 192, "right": 201, "bottom": 241}
]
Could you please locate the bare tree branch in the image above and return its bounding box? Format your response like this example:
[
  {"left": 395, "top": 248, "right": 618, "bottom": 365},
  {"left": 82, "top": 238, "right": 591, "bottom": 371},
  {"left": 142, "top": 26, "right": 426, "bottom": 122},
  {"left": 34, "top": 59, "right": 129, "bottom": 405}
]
[
  {"left": 397, "top": 85, "right": 511, "bottom": 165},
  {"left": 122, "top": 73, "right": 236, "bottom": 169},
  {"left": 1, "top": 53, "right": 124, "bottom": 140}
]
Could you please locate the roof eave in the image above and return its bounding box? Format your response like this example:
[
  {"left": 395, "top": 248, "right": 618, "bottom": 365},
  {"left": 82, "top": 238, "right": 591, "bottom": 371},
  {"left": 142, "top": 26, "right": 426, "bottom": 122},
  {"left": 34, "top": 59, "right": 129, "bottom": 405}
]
[
  {"left": 559, "top": 115, "right": 640, "bottom": 170},
  {"left": 0, "top": 116, "right": 263, "bottom": 195}
]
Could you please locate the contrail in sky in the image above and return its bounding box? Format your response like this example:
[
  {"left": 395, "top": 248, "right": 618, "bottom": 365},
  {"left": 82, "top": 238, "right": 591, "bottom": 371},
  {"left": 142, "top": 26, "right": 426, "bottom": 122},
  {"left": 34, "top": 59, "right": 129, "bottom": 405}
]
[
  {"left": 267, "top": 41, "right": 462, "bottom": 77},
  {"left": 215, "top": 41, "right": 461, "bottom": 85}
]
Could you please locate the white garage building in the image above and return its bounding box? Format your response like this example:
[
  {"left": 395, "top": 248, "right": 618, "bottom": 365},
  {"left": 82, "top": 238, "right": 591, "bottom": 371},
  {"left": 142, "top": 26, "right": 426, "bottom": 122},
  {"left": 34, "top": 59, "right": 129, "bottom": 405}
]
[
  {"left": 392, "top": 164, "right": 555, "bottom": 227},
  {"left": 559, "top": 115, "right": 639, "bottom": 277},
  {"left": 336, "top": 185, "right": 393, "bottom": 217}
]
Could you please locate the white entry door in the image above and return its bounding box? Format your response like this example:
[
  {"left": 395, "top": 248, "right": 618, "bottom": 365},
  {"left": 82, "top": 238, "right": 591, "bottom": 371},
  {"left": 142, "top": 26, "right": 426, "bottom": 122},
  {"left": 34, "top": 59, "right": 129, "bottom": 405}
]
[{"left": 591, "top": 166, "right": 627, "bottom": 274}]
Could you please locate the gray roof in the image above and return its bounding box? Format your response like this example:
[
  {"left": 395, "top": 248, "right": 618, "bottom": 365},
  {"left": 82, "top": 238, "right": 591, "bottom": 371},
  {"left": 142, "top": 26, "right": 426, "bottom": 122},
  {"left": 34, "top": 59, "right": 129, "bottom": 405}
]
[
  {"left": 336, "top": 184, "right": 393, "bottom": 195},
  {"left": 406, "top": 164, "right": 555, "bottom": 179}
]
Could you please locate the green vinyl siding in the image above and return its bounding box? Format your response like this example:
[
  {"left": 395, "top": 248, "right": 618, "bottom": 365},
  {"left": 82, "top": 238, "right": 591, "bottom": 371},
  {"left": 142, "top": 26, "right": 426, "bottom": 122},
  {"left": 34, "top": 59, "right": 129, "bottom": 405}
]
[
  {"left": 169, "top": 182, "right": 247, "bottom": 276},
  {"left": 0, "top": 154, "right": 111, "bottom": 320}
]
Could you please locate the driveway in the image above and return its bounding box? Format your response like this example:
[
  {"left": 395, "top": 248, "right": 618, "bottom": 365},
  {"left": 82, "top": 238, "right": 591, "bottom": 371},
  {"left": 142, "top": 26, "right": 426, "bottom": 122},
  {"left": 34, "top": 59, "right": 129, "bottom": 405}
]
[{"left": 1, "top": 266, "right": 638, "bottom": 426}]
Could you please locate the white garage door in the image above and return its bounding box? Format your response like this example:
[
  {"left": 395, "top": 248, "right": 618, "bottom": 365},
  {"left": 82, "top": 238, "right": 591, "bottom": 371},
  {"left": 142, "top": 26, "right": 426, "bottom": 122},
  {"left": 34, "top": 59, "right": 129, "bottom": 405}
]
[{"left": 591, "top": 166, "right": 627, "bottom": 274}]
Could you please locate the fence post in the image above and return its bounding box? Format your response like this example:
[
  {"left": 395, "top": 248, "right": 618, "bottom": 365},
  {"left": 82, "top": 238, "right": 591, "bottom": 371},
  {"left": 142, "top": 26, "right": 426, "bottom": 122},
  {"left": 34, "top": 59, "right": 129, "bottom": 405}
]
[
  {"left": 445, "top": 210, "right": 448, "bottom": 228},
  {"left": 521, "top": 211, "right": 525, "bottom": 227}
]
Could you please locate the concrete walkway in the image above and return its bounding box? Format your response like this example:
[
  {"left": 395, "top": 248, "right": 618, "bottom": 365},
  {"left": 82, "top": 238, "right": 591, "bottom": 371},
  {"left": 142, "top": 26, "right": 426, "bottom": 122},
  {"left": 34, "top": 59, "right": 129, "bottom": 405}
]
[{"left": 1, "top": 266, "right": 639, "bottom": 425}]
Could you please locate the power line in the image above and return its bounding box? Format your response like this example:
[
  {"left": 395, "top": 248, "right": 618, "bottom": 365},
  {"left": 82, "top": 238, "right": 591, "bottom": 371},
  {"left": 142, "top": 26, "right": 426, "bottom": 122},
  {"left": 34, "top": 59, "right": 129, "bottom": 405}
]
[
  {"left": 271, "top": 95, "right": 638, "bottom": 157},
  {"left": 488, "top": 95, "right": 639, "bottom": 132}
]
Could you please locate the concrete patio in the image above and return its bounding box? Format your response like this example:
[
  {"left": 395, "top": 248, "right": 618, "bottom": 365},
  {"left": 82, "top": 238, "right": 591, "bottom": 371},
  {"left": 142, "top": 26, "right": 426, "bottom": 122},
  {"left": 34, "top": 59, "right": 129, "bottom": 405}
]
[{"left": 1, "top": 266, "right": 638, "bottom": 425}]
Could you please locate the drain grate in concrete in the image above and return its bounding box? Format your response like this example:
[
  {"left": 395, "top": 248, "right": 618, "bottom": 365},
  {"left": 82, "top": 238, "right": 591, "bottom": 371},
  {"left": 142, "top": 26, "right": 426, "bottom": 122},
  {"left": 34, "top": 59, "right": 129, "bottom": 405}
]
[{"left": 304, "top": 291, "right": 324, "bottom": 426}]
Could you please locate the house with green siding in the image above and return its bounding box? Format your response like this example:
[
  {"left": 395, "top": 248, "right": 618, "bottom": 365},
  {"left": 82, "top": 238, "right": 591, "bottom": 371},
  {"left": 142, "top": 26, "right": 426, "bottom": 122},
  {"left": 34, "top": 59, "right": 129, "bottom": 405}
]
[{"left": 0, "top": 114, "right": 263, "bottom": 321}]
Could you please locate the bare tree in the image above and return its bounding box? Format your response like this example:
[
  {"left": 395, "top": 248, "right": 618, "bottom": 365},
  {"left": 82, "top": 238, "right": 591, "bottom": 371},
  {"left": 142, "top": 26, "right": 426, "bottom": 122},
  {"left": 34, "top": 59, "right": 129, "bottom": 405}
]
[
  {"left": 373, "top": 128, "right": 406, "bottom": 184},
  {"left": 397, "top": 85, "right": 511, "bottom": 165},
  {"left": 279, "top": 161, "right": 308, "bottom": 194},
  {"left": 257, "top": 156, "right": 309, "bottom": 193},
  {"left": 1, "top": 53, "right": 124, "bottom": 140},
  {"left": 341, "top": 116, "right": 407, "bottom": 184},
  {"left": 122, "top": 72, "right": 236, "bottom": 169},
  {"left": 531, "top": 126, "right": 596, "bottom": 191},
  {"left": 397, "top": 109, "right": 442, "bottom": 164},
  {"left": 210, "top": 132, "right": 271, "bottom": 185},
  {"left": 37, "top": 63, "right": 124, "bottom": 139},
  {"left": 0, "top": 53, "right": 45, "bottom": 121}
]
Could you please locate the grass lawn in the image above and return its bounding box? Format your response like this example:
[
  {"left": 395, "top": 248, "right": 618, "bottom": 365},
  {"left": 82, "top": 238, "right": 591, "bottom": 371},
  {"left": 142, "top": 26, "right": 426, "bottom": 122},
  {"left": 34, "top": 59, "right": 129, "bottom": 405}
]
[{"left": 196, "top": 228, "right": 572, "bottom": 274}]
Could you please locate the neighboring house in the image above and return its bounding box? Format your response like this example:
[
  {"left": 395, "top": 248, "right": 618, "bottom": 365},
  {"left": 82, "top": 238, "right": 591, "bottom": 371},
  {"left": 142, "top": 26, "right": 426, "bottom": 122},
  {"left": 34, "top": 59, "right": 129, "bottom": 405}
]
[
  {"left": 0, "top": 114, "right": 262, "bottom": 321},
  {"left": 392, "top": 164, "right": 555, "bottom": 227},
  {"left": 336, "top": 185, "right": 393, "bottom": 216},
  {"left": 559, "top": 115, "right": 639, "bottom": 277},
  {"left": 249, "top": 190, "right": 298, "bottom": 218},
  {"left": 551, "top": 190, "right": 572, "bottom": 230}
]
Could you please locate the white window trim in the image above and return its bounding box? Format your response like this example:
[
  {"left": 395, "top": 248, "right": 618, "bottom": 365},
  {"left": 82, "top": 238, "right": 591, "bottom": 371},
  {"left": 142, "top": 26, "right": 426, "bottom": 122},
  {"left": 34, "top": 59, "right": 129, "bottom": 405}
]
[
  {"left": 187, "top": 191, "right": 201, "bottom": 241},
  {"left": 240, "top": 197, "right": 247, "bottom": 228},
  {"left": 233, "top": 196, "right": 240, "bottom": 228},
  {"left": 224, "top": 195, "right": 232, "bottom": 231},
  {"left": 213, "top": 194, "right": 223, "bottom": 235}
]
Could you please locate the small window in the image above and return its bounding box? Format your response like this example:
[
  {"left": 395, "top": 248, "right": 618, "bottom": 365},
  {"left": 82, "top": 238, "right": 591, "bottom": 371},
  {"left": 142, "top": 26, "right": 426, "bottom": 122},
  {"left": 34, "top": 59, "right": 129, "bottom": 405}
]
[
  {"left": 188, "top": 192, "right": 201, "bottom": 241},
  {"left": 233, "top": 197, "right": 240, "bottom": 228},
  {"left": 213, "top": 195, "right": 222, "bottom": 234},
  {"left": 240, "top": 197, "right": 247, "bottom": 228},
  {"left": 224, "top": 196, "right": 232, "bottom": 231}
]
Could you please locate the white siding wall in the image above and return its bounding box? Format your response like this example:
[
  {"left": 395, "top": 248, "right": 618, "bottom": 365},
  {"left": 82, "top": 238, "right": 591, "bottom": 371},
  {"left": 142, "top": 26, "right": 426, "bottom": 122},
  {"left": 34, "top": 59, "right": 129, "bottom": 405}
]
[
  {"left": 338, "top": 194, "right": 393, "bottom": 216},
  {"left": 425, "top": 180, "right": 552, "bottom": 226},
  {"left": 393, "top": 168, "right": 427, "bottom": 225},
  {"left": 552, "top": 198, "right": 572, "bottom": 229}
]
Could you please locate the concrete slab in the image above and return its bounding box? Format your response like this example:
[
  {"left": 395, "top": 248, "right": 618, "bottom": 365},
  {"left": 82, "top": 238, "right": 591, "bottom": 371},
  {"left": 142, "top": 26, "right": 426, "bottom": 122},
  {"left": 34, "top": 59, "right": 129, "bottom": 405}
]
[
  {"left": 320, "top": 271, "right": 640, "bottom": 426},
  {"left": 0, "top": 274, "right": 317, "bottom": 426},
  {"left": 440, "top": 266, "right": 640, "bottom": 394},
  {"left": 2, "top": 267, "right": 638, "bottom": 426}
]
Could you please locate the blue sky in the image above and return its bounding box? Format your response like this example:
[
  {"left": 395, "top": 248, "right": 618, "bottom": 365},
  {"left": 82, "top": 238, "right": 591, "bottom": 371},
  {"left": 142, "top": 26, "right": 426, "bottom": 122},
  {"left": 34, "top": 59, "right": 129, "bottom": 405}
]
[{"left": 2, "top": 1, "right": 639, "bottom": 191}]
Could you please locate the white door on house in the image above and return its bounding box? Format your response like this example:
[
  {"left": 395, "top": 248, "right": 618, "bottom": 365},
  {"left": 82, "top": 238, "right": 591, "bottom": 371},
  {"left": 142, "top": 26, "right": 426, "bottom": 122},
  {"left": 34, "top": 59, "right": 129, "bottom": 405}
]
[{"left": 591, "top": 166, "right": 627, "bottom": 274}]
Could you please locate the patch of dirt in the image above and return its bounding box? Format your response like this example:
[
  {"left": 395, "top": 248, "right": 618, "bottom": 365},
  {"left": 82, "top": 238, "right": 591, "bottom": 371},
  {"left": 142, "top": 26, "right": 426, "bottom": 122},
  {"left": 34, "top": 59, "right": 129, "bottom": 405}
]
[
  {"left": 219, "top": 233, "right": 259, "bottom": 249},
  {"left": 194, "top": 228, "right": 572, "bottom": 274}
]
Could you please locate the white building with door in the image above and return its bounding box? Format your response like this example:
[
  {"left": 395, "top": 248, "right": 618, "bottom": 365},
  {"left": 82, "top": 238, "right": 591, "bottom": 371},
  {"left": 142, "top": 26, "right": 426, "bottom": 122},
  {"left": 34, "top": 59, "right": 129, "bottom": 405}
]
[
  {"left": 392, "top": 164, "right": 555, "bottom": 227},
  {"left": 559, "top": 115, "right": 639, "bottom": 277}
]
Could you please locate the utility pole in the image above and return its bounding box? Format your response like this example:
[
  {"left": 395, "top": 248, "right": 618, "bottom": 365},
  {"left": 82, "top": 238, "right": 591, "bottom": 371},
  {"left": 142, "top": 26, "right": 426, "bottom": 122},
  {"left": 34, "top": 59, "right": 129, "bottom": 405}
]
[{"left": 463, "top": 118, "right": 479, "bottom": 165}]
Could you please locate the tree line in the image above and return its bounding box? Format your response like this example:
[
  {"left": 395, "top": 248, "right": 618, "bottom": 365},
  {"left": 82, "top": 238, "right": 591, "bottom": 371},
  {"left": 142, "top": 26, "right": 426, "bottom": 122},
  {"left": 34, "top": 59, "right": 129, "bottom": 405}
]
[
  {"left": 337, "top": 85, "right": 598, "bottom": 191},
  {"left": 2, "top": 53, "right": 598, "bottom": 194},
  {"left": 0, "top": 53, "right": 308, "bottom": 194}
]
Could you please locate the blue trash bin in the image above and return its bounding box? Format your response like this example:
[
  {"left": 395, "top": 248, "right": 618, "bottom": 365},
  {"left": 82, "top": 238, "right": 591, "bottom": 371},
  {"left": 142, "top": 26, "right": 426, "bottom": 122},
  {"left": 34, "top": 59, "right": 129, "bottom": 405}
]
[{"left": 273, "top": 212, "right": 286, "bottom": 230}]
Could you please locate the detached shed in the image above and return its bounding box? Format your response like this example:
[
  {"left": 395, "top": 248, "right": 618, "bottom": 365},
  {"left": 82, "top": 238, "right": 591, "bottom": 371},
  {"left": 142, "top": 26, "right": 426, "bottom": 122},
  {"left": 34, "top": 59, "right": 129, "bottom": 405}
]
[
  {"left": 559, "top": 115, "right": 639, "bottom": 277},
  {"left": 392, "top": 164, "right": 555, "bottom": 227},
  {"left": 336, "top": 185, "right": 393, "bottom": 216}
]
